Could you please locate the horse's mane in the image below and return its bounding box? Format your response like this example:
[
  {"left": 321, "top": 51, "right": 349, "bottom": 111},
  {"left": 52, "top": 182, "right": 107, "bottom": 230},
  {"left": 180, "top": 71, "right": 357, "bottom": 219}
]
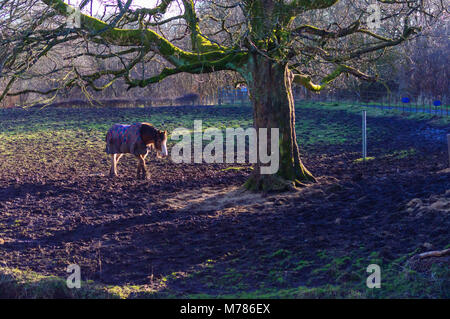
[{"left": 140, "top": 122, "right": 158, "bottom": 136}]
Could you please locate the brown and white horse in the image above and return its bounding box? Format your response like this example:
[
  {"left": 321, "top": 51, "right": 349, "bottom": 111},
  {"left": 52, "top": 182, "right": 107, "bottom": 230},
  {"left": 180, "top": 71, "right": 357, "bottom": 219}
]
[{"left": 106, "top": 122, "right": 168, "bottom": 179}]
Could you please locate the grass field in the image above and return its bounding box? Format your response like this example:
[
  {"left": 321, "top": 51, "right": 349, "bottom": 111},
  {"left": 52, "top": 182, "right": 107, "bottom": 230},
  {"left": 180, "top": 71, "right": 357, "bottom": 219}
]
[{"left": 0, "top": 102, "right": 449, "bottom": 298}]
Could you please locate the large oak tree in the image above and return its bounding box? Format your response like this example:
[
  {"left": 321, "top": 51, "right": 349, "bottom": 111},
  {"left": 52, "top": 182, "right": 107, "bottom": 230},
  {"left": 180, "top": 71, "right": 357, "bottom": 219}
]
[{"left": 0, "top": 0, "right": 444, "bottom": 190}]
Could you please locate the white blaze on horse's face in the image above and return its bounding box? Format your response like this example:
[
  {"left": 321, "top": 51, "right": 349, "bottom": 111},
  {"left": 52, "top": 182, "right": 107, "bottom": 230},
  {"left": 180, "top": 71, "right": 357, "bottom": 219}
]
[
  {"left": 156, "top": 135, "right": 168, "bottom": 158},
  {"left": 161, "top": 139, "right": 168, "bottom": 157}
]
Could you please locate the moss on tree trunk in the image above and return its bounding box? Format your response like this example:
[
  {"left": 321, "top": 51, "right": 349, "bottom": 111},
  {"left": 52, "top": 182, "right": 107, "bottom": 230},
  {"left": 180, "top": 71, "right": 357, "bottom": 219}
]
[{"left": 243, "top": 54, "right": 316, "bottom": 191}]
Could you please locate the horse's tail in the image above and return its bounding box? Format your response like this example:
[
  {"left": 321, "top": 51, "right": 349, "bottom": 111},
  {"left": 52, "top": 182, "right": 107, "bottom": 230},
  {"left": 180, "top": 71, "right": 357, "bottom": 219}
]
[{"left": 105, "top": 128, "right": 113, "bottom": 153}]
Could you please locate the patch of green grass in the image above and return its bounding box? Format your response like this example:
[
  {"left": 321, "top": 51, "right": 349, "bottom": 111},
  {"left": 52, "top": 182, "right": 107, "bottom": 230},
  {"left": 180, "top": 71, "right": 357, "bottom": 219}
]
[
  {"left": 2, "top": 246, "right": 448, "bottom": 299},
  {"left": 384, "top": 148, "right": 417, "bottom": 160},
  {"left": 295, "top": 118, "right": 358, "bottom": 147},
  {"left": 293, "top": 260, "right": 313, "bottom": 271},
  {"left": 0, "top": 267, "right": 115, "bottom": 298},
  {"left": 0, "top": 267, "right": 162, "bottom": 299},
  {"left": 269, "top": 249, "right": 292, "bottom": 259},
  {"left": 159, "top": 248, "right": 448, "bottom": 299},
  {"left": 354, "top": 157, "right": 376, "bottom": 163},
  {"left": 297, "top": 101, "right": 449, "bottom": 126},
  {"left": 317, "top": 250, "right": 329, "bottom": 260},
  {"left": 216, "top": 284, "right": 365, "bottom": 299},
  {"left": 365, "top": 258, "right": 449, "bottom": 299}
]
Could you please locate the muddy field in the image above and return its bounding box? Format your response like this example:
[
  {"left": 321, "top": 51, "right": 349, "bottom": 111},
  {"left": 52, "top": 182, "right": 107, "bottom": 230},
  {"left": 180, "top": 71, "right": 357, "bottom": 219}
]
[{"left": 0, "top": 104, "right": 449, "bottom": 298}]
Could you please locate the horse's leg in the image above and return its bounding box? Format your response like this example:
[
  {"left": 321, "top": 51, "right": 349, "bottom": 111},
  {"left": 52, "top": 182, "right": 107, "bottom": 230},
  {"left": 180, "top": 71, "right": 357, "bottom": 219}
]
[
  {"left": 140, "top": 154, "right": 148, "bottom": 179},
  {"left": 136, "top": 155, "right": 143, "bottom": 179},
  {"left": 116, "top": 154, "right": 124, "bottom": 176},
  {"left": 110, "top": 154, "right": 117, "bottom": 177},
  {"left": 111, "top": 154, "right": 123, "bottom": 177}
]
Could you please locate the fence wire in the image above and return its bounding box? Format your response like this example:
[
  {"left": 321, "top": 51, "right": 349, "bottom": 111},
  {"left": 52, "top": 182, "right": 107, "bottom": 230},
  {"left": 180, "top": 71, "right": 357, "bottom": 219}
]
[{"left": 217, "top": 87, "right": 449, "bottom": 117}]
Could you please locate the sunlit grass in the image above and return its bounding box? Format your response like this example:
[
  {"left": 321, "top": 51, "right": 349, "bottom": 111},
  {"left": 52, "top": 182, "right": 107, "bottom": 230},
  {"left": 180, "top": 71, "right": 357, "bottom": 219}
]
[{"left": 3, "top": 246, "right": 442, "bottom": 298}]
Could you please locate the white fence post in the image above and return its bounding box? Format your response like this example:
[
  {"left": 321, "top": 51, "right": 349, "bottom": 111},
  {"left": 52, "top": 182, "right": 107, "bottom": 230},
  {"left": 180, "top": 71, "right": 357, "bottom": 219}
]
[
  {"left": 362, "top": 110, "right": 367, "bottom": 161},
  {"left": 447, "top": 134, "right": 450, "bottom": 167}
]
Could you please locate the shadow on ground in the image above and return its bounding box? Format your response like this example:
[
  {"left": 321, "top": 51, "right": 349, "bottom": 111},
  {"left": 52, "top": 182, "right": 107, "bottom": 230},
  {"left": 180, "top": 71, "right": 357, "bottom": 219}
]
[{"left": 0, "top": 105, "right": 449, "bottom": 297}]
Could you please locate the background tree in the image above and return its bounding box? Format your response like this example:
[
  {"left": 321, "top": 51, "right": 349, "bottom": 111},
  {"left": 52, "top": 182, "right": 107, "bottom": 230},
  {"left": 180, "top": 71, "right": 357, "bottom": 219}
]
[{"left": 0, "top": 0, "right": 446, "bottom": 190}]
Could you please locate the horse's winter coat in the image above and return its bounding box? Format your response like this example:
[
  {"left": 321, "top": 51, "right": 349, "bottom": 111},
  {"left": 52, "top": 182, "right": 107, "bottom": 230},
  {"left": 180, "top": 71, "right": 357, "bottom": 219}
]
[
  {"left": 105, "top": 122, "right": 168, "bottom": 179},
  {"left": 106, "top": 124, "right": 148, "bottom": 156}
]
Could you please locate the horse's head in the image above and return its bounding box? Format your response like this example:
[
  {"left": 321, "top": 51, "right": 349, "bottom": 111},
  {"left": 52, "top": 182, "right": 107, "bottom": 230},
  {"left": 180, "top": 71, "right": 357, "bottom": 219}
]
[
  {"left": 141, "top": 124, "right": 168, "bottom": 158},
  {"left": 155, "top": 129, "right": 168, "bottom": 158}
]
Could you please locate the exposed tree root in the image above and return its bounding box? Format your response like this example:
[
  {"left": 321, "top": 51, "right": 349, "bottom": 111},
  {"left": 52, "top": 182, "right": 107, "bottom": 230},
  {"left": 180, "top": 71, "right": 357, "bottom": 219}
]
[{"left": 243, "top": 171, "right": 316, "bottom": 192}]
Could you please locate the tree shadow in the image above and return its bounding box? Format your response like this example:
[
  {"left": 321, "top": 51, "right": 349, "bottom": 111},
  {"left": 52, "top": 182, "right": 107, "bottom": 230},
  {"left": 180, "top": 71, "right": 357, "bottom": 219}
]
[{"left": 0, "top": 182, "right": 72, "bottom": 202}]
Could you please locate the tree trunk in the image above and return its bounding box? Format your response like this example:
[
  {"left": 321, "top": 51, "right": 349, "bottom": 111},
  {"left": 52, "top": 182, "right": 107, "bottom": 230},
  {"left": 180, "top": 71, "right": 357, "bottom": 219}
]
[{"left": 243, "top": 55, "right": 316, "bottom": 191}]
